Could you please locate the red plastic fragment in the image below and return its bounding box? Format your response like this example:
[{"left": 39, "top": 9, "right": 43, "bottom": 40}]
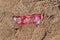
[{"left": 13, "top": 14, "right": 43, "bottom": 25}]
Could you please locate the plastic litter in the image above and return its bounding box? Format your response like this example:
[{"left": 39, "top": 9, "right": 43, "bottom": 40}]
[{"left": 13, "top": 14, "right": 43, "bottom": 25}]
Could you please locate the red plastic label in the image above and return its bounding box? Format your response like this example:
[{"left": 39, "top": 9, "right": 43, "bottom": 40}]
[{"left": 13, "top": 14, "right": 43, "bottom": 25}]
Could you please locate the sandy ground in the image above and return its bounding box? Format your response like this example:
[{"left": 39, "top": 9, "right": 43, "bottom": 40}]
[{"left": 0, "top": 0, "right": 60, "bottom": 40}]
